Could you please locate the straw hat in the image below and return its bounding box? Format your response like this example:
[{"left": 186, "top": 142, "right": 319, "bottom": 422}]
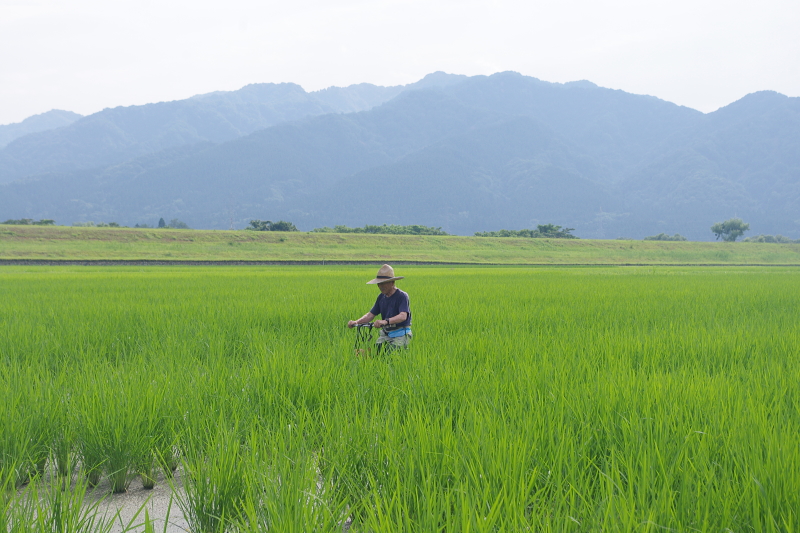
[{"left": 367, "top": 264, "right": 404, "bottom": 284}]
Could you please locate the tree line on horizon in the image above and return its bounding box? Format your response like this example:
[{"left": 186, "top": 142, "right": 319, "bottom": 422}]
[
  {"left": 1, "top": 218, "right": 55, "bottom": 225},
  {"left": 311, "top": 224, "right": 448, "bottom": 236},
  {"left": 0, "top": 217, "right": 191, "bottom": 229},
  {"left": 3, "top": 216, "right": 798, "bottom": 243}
]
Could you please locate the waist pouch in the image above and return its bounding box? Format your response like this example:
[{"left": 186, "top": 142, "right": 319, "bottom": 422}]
[{"left": 387, "top": 327, "right": 411, "bottom": 338}]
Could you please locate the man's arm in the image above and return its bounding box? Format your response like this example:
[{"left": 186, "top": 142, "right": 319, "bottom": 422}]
[
  {"left": 348, "top": 312, "right": 376, "bottom": 328},
  {"left": 374, "top": 312, "right": 408, "bottom": 328}
]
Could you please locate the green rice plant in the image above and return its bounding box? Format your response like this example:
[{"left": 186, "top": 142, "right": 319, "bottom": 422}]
[
  {"left": 52, "top": 426, "right": 78, "bottom": 481},
  {"left": 156, "top": 442, "right": 180, "bottom": 479},
  {"left": 135, "top": 399, "right": 174, "bottom": 490},
  {"left": 133, "top": 367, "right": 172, "bottom": 490},
  {"left": 152, "top": 393, "right": 181, "bottom": 480},
  {"left": 3, "top": 485, "right": 36, "bottom": 533},
  {"left": 138, "top": 455, "right": 158, "bottom": 490},
  {"left": 175, "top": 419, "right": 249, "bottom": 533},
  {"left": 136, "top": 494, "right": 175, "bottom": 533},
  {"left": 236, "top": 418, "right": 348, "bottom": 533},
  {"left": 46, "top": 372, "right": 78, "bottom": 481},
  {"left": 76, "top": 436, "right": 105, "bottom": 489},
  {"left": 26, "top": 390, "right": 54, "bottom": 485},
  {"left": 0, "top": 365, "right": 52, "bottom": 488},
  {"left": 10, "top": 472, "right": 119, "bottom": 533},
  {"left": 9, "top": 439, "right": 156, "bottom": 533},
  {"left": 0, "top": 460, "right": 18, "bottom": 533},
  {"left": 143, "top": 509, "right": 155, "bottom": 533},
  {"left": 74, "top": 382, "right": 107, "bottom": 488},
  {"left": 74, "top": 365, "right": 156, "bottom": 493}
]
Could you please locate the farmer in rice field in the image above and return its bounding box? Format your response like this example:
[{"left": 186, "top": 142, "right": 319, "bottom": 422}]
[{"left": 347, "top": 264, "right": 412, "bottom": 352}]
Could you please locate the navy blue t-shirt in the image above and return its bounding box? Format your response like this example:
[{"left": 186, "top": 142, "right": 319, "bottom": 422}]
[{"left": 370, "top": 288, "right": 411, "bottom": 328}]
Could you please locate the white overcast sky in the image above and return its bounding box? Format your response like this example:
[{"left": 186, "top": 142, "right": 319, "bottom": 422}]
[{"left": 1, "top": 0, "right": 798, "bottom": 125}]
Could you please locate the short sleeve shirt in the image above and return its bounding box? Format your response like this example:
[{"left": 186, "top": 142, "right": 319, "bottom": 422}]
[{"left": 370, "top": 288, "right": 411, "bottom": 327}]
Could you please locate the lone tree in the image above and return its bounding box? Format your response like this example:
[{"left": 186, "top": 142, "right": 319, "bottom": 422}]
[
  {"left": 711, "top": 218, "right": 750, "bottom": 242},
  {"left": 158, "top": 217, "right": 166, "bottom": 228}
]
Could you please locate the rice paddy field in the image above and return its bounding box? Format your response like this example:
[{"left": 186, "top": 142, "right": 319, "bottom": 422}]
[{"left": 2, "top": 264, "right": 800, "bottom": 532}]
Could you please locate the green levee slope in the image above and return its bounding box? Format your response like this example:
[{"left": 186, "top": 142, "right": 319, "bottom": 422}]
[{"left": 2, "top": 225, "right": 800, "bottom": 264}]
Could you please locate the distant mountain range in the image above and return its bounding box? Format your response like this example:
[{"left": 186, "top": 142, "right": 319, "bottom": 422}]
[
  {"left": 1, "top": 72, "right": 798, "bottom": 240},
  {"left": 0, "top": 72, "right": 466, "bottom": 184},
  {"left": 0, "top": 110, "right": 83, "bottom": 148}
]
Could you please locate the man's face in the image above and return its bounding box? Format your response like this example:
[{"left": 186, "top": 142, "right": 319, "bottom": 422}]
[{"left": 378, "top": 281, "right": 395, "bottom": 296}]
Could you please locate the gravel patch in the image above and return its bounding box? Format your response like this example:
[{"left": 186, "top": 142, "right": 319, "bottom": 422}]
[{"left": 86, "top": 470, "right": 189, "bottom": 533}]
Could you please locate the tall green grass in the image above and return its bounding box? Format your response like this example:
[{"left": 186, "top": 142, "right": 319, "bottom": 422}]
[{"left": 1, "top": 266, "right": 799, "bottom": 531}]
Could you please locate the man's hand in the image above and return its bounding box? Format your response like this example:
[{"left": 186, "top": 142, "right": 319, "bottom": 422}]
[
  {"left": 350, "top": 312, "right": 376, "bottom": 328},
  {"left": 376, "top": 320, "right": 389, "bottom": 328}
]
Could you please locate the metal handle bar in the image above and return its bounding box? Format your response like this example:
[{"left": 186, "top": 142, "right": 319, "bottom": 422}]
[{"left": 352, "top": 322, "right": 376, "bottom": 352}]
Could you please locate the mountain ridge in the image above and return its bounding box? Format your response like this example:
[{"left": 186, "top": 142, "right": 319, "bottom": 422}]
[
  {"left": 1, "top": 73, "right": 797, "bottom": 240},
  {"left": 0, "top": 110, "right": 83, "bottom": 149},
  {"left": 0, "top": 73, "right": 468, "bottom": 184}
]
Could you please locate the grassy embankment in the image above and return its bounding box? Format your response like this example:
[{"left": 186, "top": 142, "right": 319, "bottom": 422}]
[
  {"left": 2, "top": 266, "right": 799, "bottom": 531},
  {"left": 1, "top": 224, "right": 800, "bottom": 264}
]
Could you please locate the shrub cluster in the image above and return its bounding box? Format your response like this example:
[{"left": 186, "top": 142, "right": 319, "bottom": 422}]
[
  {"left": 475, "top": 224, "right": 577, "bottom": 239},
  {"left": 743, "top": 234, "right": 800, "bottom": 243},
  {"left": 131, "top": 219, "right": 190, "bottom": 229},
  {"left": 1, "top": 218, "right": 55, "bottom": 225},
  {"left": 246, "top": 220, "right": 298, "bottom": 232},
  {"left": 72, "top": 221, "right": 122, "bottom": 227},
  {"left": 644, "top": 233, "right": 688, "bottom": 241},
  {"left": 166, "top": 219, "right": 190, "bottom": 229},
  {"left": 312, "top": 224, "right": 448, "bottom": 235}
]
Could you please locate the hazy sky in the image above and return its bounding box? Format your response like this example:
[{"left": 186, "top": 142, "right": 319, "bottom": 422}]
[{"left": 1, "top": 0, "right": 798, "bottom": 125}]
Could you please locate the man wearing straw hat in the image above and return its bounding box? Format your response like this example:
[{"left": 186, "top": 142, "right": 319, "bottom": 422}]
[{"left": 347, "top": 264, "right": 412, "bottom": 352}]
